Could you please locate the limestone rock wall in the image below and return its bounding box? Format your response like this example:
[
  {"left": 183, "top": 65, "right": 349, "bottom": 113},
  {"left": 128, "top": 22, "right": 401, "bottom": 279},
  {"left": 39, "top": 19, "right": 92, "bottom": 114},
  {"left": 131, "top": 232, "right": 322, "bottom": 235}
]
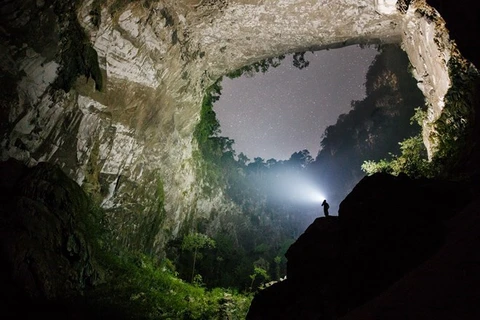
[
  {"left": 401, "top": 0, "right": 453, "bottom": 159},
  {"left": 0, "top": 0, "right": 468, "bottom": 254}
]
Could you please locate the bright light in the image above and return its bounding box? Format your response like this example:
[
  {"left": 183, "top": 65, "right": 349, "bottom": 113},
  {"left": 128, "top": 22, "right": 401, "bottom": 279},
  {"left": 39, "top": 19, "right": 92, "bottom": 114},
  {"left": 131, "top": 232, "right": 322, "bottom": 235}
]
[
  {"left": 289, "top": 177, "right": 326, "bottom": 203},
  {"left": 315, "top": 193, "right": 326, "bottom": 203},
  {"left": 267, "top": 171, "right": 327, "bottom": 206},
  {"left": 305, "top": 189, "right": 325, "bottom": 203}
]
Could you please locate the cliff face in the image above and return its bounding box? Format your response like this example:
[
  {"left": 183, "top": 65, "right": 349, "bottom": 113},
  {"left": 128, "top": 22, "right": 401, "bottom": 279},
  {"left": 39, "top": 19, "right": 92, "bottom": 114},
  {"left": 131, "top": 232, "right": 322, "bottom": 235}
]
[{"left": 0, "top": 0, "right": 476, "bottom": 253}]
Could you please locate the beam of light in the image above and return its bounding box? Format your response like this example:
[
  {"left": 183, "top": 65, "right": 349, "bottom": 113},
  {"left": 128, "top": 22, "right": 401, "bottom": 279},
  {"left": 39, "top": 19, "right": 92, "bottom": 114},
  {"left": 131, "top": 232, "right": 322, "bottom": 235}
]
[
  {"left": 272, "top": 172, "right": 327, "bottom": 205},
  {"left": 299, "top": 185, "right": 326, "bottom": 204}
]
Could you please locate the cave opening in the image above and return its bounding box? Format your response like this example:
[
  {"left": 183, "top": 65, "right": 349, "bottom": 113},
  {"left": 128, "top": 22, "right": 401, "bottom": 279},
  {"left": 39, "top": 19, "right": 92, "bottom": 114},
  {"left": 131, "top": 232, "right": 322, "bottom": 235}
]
[
  {"left": 177, "top": 42, "right": 427, "bottom": 297},
  {"left": 2, "top": 0, "right": 480, "bottom": 319},
  {"left": 206, "top": 43, "right": 426, "bottom": 217},
  {"left": 213, "top": 45, "right": 379, "bottom": 161}
]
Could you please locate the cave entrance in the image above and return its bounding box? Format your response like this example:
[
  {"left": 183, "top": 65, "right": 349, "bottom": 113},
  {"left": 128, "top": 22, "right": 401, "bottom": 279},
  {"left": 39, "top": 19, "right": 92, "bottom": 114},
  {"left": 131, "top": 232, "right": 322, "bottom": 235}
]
[
  {"left": 213, "top": 45, "right": 379, "bottom": 161},
  {"left": 187, "top": 42, "right": 428, "bottom": 292},
  {"left": 210, "top": 43, "right": 426, "bottom": 216}
]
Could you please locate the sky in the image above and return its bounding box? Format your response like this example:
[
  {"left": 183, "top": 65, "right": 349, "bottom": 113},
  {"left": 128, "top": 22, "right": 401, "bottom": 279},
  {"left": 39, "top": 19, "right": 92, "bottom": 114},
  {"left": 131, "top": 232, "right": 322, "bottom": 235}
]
[{"left": 213, "top": 45, "right": 380, "bottom": 161}]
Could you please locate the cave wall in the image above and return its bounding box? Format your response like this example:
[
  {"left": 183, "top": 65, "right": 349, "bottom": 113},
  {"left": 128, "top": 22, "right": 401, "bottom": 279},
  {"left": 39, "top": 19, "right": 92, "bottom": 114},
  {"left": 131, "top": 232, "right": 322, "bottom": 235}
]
[{"left": 0, "top": 0, "right": 472, "bottom": 253}]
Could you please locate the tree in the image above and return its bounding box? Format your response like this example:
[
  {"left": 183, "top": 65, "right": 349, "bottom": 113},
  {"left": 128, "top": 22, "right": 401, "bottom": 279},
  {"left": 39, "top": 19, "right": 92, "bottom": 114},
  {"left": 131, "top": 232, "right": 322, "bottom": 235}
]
[
  {"left": 266, "top": 158, "right": 278, "bottom": 168},
  {"left": 287, "top": 149, "right": 313, "bottom": 169},
  {"left": 249, "top": 266, "right": 270, "bottom": 292},
  {"left": 292, "top": 51, "right": 310, "bottom": 69},
  {"left": 237, "top": 152, "right": 250, "bottom": 167},
  {"left": 181, "top": 233, "right": 216, "bottom": 283},
  {"left": 274, "top": 256, "right": 282, "bottom": 280},
  {"left": 247, "top": 157, "right": 266, "bottom": 173}
]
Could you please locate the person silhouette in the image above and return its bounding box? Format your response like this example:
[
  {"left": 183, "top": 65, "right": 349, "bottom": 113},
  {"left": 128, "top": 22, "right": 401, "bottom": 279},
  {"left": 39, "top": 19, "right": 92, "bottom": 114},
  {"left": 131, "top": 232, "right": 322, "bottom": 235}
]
[{"left": 321, "top": 199, "right": 330, "bottom": 217}]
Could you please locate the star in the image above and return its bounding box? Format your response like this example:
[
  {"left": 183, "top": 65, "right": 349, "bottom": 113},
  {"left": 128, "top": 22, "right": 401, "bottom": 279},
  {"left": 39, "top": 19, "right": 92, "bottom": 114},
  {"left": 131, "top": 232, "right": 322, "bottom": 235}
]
[{"left": 214, "top": 45, "right": 379, "bottom": 161}]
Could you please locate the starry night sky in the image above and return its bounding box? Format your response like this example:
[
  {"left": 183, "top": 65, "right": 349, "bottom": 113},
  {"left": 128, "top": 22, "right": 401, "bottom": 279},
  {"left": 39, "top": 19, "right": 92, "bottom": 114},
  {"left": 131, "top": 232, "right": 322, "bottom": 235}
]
[{"left": 213, "top": 45, "right": 380, "bottom": 161}]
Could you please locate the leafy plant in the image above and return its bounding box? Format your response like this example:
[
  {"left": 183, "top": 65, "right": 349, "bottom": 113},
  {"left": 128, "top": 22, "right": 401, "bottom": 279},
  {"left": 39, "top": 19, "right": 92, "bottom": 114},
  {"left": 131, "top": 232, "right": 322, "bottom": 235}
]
[
  {"left": 82, "top": 203, "right": 251, "bottom": 319},
  {"left": 429, "top": 54, "right": 479, "bottom": 176},
  {"left": 249, "top": 266, "right": 270, "bottom": 292},
  {"left": 361, "top": 134, "right": 431, "bottom": 178},
  {"left": 226, "top": 55, "right": 286, "bottom": 79},
  {"left": 86, "top": 251, "right": 252, "bottom": 319},
  {"left": 182, "top": 232, "right": 216, "bottom": 283},
  {"left": 362, "top": 53, "right": 479, "bottom": 180}
]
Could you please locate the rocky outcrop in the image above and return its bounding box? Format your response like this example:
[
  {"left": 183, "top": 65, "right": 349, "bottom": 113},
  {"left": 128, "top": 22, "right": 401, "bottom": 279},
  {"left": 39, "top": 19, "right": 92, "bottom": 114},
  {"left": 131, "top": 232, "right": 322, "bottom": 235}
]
[
  {"left": 0, "top": 159, "right": 103, "bottom": 316},
  {"left": 246, "top": 172, "right": 478, "bottom": 319},
  {"left": 0, "top": 0, "right": 477, "bottom": 255}
]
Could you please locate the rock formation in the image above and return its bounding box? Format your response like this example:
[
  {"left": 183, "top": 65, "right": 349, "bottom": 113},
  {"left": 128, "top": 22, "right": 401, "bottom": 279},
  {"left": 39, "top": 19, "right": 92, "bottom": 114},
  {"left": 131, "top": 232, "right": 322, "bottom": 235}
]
[
  {"left": 246, "top": 172, "right": 480, "bottom": 319},
  {"left": 0, "top": 158, "right": 103, "bottom": 317},
  {"left": 1, "top": 0, "right": 478, "bottom": 256}
]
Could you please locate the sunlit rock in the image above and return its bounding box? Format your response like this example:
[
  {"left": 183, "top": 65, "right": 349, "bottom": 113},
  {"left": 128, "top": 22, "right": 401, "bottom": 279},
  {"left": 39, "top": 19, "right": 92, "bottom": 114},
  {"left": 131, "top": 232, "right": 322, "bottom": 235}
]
[{"left": 375, "top": 0, "right": 398, "bottom": 15}]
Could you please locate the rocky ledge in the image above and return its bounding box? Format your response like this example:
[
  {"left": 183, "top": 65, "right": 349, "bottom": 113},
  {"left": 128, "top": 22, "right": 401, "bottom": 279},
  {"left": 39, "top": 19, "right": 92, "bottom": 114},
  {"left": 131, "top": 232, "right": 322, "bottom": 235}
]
[{"left": 247, "top": 172, "right": 480, "bottom": 319}]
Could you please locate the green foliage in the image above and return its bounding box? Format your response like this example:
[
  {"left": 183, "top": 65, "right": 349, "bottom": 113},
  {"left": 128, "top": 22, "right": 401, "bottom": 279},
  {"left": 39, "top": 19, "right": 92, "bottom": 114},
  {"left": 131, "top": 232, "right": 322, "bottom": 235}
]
[
  {"left": 361, "top": 54, "right": 479, "bottom": 180},
  {"left": 410, "top": 106, "right": 426, "bottom": 126},
  {"left": 429, "top": 55, "right": 479, "bottom": 176},
  {"left": 182, "top": 233, "right": 216, "bottom": 252},
  {"left": 193, "top": 81, "right": 239, "bottom": 194},
  {"left": 86, "top": 252, "right": 253, "bottom": 319},
  {"left": 226, "top": 52, "right": 312, "bottom": 79},
  {"left": 182, "top": 232, "right": 216, "bottom": 283},
  {"left": 360, "top": 106, "right": 431, "bottom": 177},
  {"left": 361, "top": 159, "right": 393, "bottom": 175},
  {"left": 226, "top": 55, "right": 286, "bottom": 79},
  {"left": 274, "top": 256, "right": 282, "bottom": 280},
  {"left": 361, "top": 134, "right": 432, "bottom": 178},
  {"left": 82, "top": 203, "right": 251, "bottom": 319},
  {"left": 249, "top": 266, "right": 270, "bottom": 292},
  {"left": 292, "top": 51, "right": 310, "bottom": 70},
  {"left": 360, "top": 105, "right": 428, "bottom": 177}
]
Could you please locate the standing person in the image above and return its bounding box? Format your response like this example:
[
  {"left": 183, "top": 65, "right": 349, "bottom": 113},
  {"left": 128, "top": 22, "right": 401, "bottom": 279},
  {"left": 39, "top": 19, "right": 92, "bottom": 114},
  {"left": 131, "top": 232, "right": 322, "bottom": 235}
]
[{"left": 321, "top": 199, "right": 330, "bottom": 217}]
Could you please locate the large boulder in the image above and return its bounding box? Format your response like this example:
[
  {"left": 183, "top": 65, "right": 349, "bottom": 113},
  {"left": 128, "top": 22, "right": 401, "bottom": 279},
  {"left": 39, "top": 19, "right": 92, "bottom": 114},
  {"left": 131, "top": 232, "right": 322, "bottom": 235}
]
[{"left": 0, "top": 159, "right": 103, "bottom": 317}]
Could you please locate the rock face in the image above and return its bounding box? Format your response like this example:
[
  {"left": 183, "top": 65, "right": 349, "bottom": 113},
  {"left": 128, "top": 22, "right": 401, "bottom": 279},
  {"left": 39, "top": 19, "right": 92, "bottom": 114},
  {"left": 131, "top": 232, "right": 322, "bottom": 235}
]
[
  {"left": 0, "top": 0, "right": 477, "bottom": 254},
  {"left": 246, "top": 172, "right": 479, "bottom": 319},
  {"left": 0, "top": 159, "right": 102, "bottom": 315}
]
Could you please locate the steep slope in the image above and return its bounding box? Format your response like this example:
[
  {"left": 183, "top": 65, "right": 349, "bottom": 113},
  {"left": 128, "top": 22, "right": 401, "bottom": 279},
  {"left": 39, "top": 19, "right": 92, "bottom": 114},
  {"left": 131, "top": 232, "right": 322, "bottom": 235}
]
[
  {"left": 246, "top": 172, "right": 479, "bottom": 319},
  {"left": 340, "top": 189, "right": 480, "bottom": 319}
]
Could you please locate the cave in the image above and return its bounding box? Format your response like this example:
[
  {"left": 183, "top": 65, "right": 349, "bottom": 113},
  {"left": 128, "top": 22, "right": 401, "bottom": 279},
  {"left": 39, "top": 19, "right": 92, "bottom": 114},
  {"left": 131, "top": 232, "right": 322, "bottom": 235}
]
[{"left": 1, "top": 0, "right": 479, "bottom": 319}]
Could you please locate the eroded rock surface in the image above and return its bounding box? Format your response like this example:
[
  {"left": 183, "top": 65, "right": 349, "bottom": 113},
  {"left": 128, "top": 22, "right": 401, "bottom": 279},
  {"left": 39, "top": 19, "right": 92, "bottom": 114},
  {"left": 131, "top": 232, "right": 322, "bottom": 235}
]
[{"left": 0, "top": 0, "right": 477, "bottom": 254}]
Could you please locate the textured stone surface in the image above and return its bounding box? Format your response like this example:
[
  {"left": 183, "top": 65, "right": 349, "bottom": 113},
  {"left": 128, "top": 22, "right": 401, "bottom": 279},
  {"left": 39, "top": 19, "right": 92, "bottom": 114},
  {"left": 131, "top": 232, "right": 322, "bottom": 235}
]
[
  {"left": 0, "top": 0, "right": 476, "bottom": 253},
  {"left": 401, "top": 0, "right": 453, "bottom": 158}
]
